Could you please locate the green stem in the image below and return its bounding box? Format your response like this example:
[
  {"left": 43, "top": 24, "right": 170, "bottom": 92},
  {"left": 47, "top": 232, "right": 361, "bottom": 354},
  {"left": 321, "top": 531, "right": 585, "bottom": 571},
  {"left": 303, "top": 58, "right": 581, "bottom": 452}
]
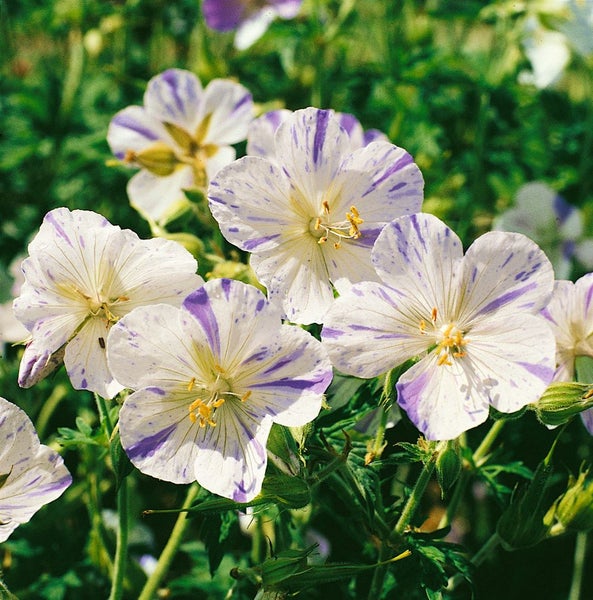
[
  {"left": 138, "top": 483, "right": 201, "bottom": 600},
  {"left": 366, "top": 544, "right": 390, "bottom": 600},
  {"left": 94, "top": 393, "right": 114, "bottom": 436},
  {"left": 439, "top": 420, "right": 505, "bottom": 530},
  {"left": 108, "top": 477, "right": 129, "bottom": 600},
  {"left": 471, "top": 532, "right": 501, "bottom": 567},
  {"left": 394, "top": 451, "right": 439, "bottom": 536},
  {"left": 568, "top": 531, "right": 588, "bottom": 600},
  {"left": 35, "top": 383, "right": 68, "bottom": 440},
  {"left": 473, "top": 419, "right": 505, "bottom": 465}
]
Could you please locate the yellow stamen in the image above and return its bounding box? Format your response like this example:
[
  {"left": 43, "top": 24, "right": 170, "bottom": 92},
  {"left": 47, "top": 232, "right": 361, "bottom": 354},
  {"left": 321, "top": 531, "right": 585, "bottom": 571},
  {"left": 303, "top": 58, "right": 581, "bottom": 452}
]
[{"left": 187, "top": 377, "right": 195, "bottom": 392}]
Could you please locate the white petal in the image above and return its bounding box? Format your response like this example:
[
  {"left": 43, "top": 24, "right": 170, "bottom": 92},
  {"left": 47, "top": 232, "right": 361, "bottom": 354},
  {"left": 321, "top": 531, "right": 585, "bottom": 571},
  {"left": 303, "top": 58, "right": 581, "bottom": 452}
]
[
  {"left": 107, "top": 106, "right": 170, "bottom": 160},
  {"left": 199, "top": 79, "right": 253, "bottom": 145},
  {"left": 144, "top": 69, "right": 204, "bottom": 131},
  {"left": 459, "top": 231, "right": 555, "bottom": 324},
  {"left": 209, "top": 156, "right": 300, "bottom": 253},
  {"left": 250, "top": 243, "right": 334, "bottom": 324},
  {"left": 372, "top": 213, "right": 464, "bottom": 320},
  {"left": 275, "top": 108, "right": 354, "bottom": 213},
  {"left": 118, "top": 388, "right": 200, "bottom": 484},
  {"left": 396, "top": 354, "right": 490, "bottom": 441},
  {"left": 234, "top": 9, "right": 276, "bottom": 50},
  {"left": 127, "top": 167, "right": 195, "bottom": 224},
  {"left": 0, "top": 397, "right": 71, "bottom": 542},
  {"left": 64, "top": 317, "right": 123, "bottom": 398},
  {"left": 247, "top": 109, "right": 292, "bottom": 158},
  {"left": 322, "top": 281, "right": 428, "bottom": 377},
  {"left": 193, "top": 405, "right": 272, "bottom": 501}
]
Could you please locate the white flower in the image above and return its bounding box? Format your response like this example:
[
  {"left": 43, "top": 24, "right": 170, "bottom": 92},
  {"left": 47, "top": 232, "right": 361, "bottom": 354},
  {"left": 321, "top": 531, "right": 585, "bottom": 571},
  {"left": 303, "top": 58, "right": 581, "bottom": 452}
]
[
  {"left": 492, "top": 182, "right": 593, "bottom": 279},
  {"left": 208, "top": 107, "right": 424, "bottom": 324},
  {"left": 322, "top": 213, "right": 556, "bottom": 441},
  {"left": 108, "top": 69, "right": 253, "bottom": 225},
  {"left": 13, "top": 207, "right": 203, "bottom": 398},
  {"left": 541, "top": 273, "right": 593, "bottom": 432},
  {"left": 0, "top": 396, "right": 71, "bottom": 542},
  {"left": 0, "top": 256, "right": 28, "bottom": 349},
  {"left": 107, "top": 278, "right": 332, "bottom": 501}
]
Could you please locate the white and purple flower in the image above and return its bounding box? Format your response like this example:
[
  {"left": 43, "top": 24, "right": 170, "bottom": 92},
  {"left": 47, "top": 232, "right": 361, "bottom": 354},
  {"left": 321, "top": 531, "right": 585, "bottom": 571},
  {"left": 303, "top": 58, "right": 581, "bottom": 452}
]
[
  {"left": 0, "top": 396, "right": 71, "bottom": 542},
  {"left": 14, "top": 207, "right": 203, "bottom": 398},
  {"left": 208, "top": 107, "right": 424, "bottom": 324},
  {"left": 106, "top": 278, "right": 332, "bottom": 502},
  {"left": 322, "top": 213, "right": 557, "bottom": 441},
  {"left": 246, "top": 108, "right": 387, "bottom": 159},
  {"left": 108, "top": 68, "right": 253, "bottom": 225},
  {"left": 541, "top": 273, "right": 593, "bottom": 433},
  {"left": 202, "top": 0, "right": 302, "bottom": 50},
  {"left": 493, "top": 182, "right": 593, "bottom": 279}
]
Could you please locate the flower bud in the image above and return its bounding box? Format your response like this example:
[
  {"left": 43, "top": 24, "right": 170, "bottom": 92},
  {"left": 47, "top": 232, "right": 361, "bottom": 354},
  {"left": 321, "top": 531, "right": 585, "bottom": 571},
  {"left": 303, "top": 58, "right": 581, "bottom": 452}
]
[
  {"left": 553, "top": 467, "right": 593, "bottom": 532},
  {"left": 533, "top": 382, "right": 593, "bottom": 427},
  {"left": 436, "top": 439, "right": 462, "bottom": 496},
  {"left": 125, "top": 141, "right": 179, "bottom": 176}
]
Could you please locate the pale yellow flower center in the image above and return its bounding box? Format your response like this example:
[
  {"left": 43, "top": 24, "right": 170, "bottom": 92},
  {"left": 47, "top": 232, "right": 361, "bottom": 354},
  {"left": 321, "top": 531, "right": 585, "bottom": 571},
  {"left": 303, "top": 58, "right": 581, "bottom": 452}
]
[
  {"left": 419, "top": 307, "right": 468, "bottom": 366},
  {"left": 308, "top": 200, "right": 364, "bottom": 249},
  {"left": 186, "top": 365, "right": 251, "bottom": 428}
]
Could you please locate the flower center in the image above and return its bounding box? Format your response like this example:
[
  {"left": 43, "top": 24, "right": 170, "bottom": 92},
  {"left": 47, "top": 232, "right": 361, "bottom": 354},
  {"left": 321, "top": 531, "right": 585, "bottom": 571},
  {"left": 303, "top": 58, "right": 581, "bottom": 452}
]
[
  {"left": 419, "top": 308, "right": 468, "bottom": 366},
  {"left": 123, "top": 116, "right": 218, "bottom": 188},
  {"left": 186, "top": 365, "right": 251, "bottom": 428},
  {"left": 308, "top": 200, "right": 364, "bottom": 249}
]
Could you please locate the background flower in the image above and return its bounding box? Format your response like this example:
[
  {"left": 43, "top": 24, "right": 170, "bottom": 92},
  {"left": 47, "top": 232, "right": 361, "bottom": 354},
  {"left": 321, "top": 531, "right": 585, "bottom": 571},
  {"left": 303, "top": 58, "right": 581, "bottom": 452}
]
[
  {"left": 107, "top": 278, "right": 332, "bottom": 501},
  {"left": 14, "top": 207, "right": 203, "bottom": 398},
  {"left": 209, "top": 107, "right": 424, "bottom": 324},
  {"left": 108, "top": 68, "right": 253, "bottom": 225},
  {"left": 322, "top": 213, "right": 556, "bottom": 440},
  {"left": 541, "top": 274, "right": 593, "bottom": 432},
  {"left": 202, "top": 0, "right": 303, "bottom": 50},
  {"left": 492, "top": 181, "right": 593, "bottom": 279},
  {"left": 0, "top": 396, "right": 71, "bottom": 543}
]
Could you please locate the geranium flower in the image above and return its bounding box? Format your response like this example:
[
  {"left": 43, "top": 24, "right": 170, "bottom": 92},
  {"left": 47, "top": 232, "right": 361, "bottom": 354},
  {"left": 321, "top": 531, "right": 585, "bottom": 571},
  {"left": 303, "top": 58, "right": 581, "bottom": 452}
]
[
  {"left": 13, "top": 207, "right": 203, "bottom": 398},
  {"left": 541, "top": 274, "right": 593, "bottom": 432},
  {"left": 492, "top": 182, "right": 593, "bottom": 279},
  {"left": 108, "top": 68, "right": 253, "bottom": 225},
  {"left": 106, "top": 278, "right": 332, "bottom": 501},
  {"left": 202, "top": 0, "right": 302, "bottom": 50},
  {"left": 246, "top": 108, "right": 387, "bottom": 159},
  {"left": 0, "top": 396, "right": 71, "bottom": 542},
  {"left": 322, "top": 213, "right": 556, "bottom": 441},
  {"left": 208, "top": 107, "right": 424, "bottom": 324}
]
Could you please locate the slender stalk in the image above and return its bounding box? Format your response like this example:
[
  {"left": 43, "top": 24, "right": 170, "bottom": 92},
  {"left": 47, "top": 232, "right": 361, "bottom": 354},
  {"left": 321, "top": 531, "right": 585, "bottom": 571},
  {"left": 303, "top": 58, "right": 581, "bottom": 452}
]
[
  {"left": 35, "top": 383, "right": 68, "bottom": 439},
  {"left": 473, "top": 419, "right": 505, "bottom": 465},
  {"left": 394, "top": 452, "right": 439, "bottom": 536},
  {"left": 366, "top": 544, "right": 390, "bottom": 600},
  {"left": 108, "top": 477, "right": 129, "bottom": 600},
  {"left": 138, "top": 483, "right": 200, "bottom": 600},
  {"left": 568, "top": 531, "right": 588, "bottom": 600},
  {"left": 470, "top": 532, "right": 501, "bottom": 567},
  {"left": 94, "top": 393, "right": 114, "bottom": 435}
]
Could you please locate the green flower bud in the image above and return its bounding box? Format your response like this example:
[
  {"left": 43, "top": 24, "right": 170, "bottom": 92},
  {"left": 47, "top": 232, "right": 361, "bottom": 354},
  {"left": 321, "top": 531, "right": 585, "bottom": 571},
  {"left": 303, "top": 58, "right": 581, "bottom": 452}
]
[
  {"left": 533, "top": 382, "right": 593, "bottom": 427},
  {"left": 436, "top": 439, "right": 462, "bottom": 496},
  {"left": 553, "top": 467, "right": 593, "bottom": 533},
  {"left": 125, "top": 141, "right": 180, "bottom": 176}
]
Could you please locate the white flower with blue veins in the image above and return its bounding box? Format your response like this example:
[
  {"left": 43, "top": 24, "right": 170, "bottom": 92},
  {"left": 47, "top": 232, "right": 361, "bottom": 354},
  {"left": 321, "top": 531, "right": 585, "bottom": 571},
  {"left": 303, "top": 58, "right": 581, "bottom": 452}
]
[
  {"left": 106, "top": 278, "right": 332, "bottom": 502},
  {"left": 208, "top": 107, "right": 424, "bottom": 324},
  {"left": 108, "top": 68, "right": 253, "bottom": 225},
  {"left": 13, "top": 207, "right": 203, "bottom": 398},
  {"left": 322, "top": 213, "right": 557, "bottom": 441}
]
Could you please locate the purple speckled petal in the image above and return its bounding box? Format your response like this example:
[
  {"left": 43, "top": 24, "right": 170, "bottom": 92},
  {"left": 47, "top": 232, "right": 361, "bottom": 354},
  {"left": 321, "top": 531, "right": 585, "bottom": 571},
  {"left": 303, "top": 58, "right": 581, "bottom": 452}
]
[
  {"left": 0, "top": 397, "right": 71, "bottom": 543},
  {"left": 202, "top": 0, "right": 246, "bottom": 30},
  {"left": 144, "top": 69, "right": 204, "bottom": 131},
  {"left": 247, "top": 109, "right": 292, "bottom": 158},
  {"left": 199, "top": 79, "right": 253, "bottom": 145},
  {"left": 322, "top": 281, "right": 428, "bottom": 377},
  {"left": 107, "top": 105, "right": 169, "bottom": 159},
  {"left": 396, "top": 354, "right": 490, "bottom": 441},
  {"left": 372, "top": 213, "right": 464, "bottom": 321},
  {"left": 208, "top": 155, "right": 296, "bottom": 252},
  {"left": 458, "top": 231, "right": 554, "bottom": 325}
]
